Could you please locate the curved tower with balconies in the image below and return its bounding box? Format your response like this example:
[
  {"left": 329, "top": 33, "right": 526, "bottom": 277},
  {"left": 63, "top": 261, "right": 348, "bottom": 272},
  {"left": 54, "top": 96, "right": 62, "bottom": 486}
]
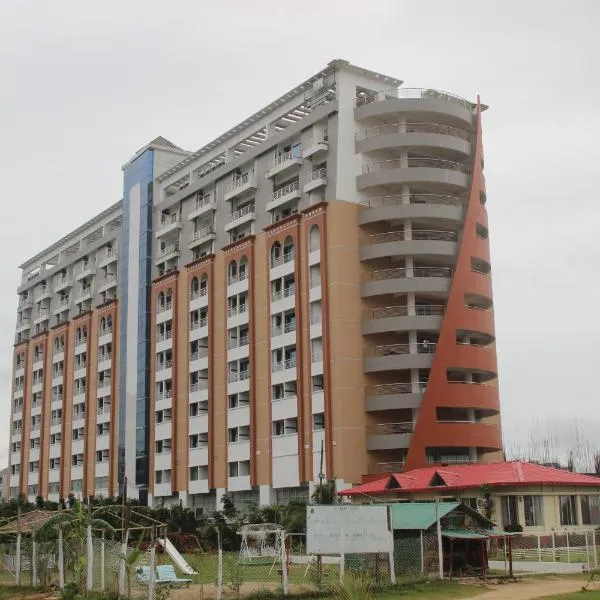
[{"left": 355, "top": 88, "right": 502, "bottom": 472}]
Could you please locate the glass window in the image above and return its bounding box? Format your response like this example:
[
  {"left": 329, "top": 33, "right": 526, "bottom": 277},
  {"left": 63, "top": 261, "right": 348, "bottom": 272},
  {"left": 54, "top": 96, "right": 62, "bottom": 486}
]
[
  {"left": 581, "top": 496, "right": 600, "bottom": 526},
  {"left": 524, "top": 495, "right": 544, "bottom": 527},
  {"left": 500, "top": 495, "right": 519, "bottom": 528},
  {"left": 560, "top": 495, "right": 578, "bottom": 526}
]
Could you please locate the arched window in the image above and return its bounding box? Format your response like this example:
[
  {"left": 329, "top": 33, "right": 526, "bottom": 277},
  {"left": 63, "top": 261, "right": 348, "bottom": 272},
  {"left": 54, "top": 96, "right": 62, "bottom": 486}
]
[
  {"left": 100, "top": 317, "right": 106, "bottom": 332},
  {"left": 158, "top": 292, "right": 165, "bottom": 309},
  {"left": 34, "top": 345, "right": 40, "bottom": 359},
  {"left": 190, "top": 277, "right": 199, "bottom": 298},
  {"left": 106, "top": 315, "right": 112, "bottom": 330},
  {"left": 270, "top": 242, "right": 282, "bottom": 268},
  {"left": 199, "top": 274, "right": 208, "bottom": 296},
  {"left": 239, "top": 256, "right": 248, "bottom": 281},
  {"left": 283, "top": 236, "right": 294, "bottom": 262},
  {"left": 228, "top": 260, "right": 238, "bottom": 283},
  {"left": 309, "top": 225, "right": 321, "bottom": 252},
  {"left": 165, "top": 288, "right": 173, "bottom": 307}
]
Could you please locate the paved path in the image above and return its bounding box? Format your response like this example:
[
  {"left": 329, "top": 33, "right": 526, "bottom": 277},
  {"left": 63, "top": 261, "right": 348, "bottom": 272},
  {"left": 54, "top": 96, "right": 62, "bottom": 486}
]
[{"left": 489, "top": 559, "right": 587, "bottom": 574}]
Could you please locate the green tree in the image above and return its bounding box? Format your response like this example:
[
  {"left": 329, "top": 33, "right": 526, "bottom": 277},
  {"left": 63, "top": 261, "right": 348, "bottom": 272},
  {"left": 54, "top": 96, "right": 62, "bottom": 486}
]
[{"left": 312, "top": 480, "right": 337, "bottom": 505}]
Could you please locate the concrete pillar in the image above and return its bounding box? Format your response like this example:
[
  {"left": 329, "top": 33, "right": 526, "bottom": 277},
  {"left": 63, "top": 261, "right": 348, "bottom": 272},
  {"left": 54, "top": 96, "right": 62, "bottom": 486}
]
[
  {"left": 401, "top": 185, "right": 411, "bottom": 204},
  {"left": 259, "top": 485, "right": 275, "bottom": 507},
  {"left": 216, "top": 488, "right": 227, "bottom": 511}
]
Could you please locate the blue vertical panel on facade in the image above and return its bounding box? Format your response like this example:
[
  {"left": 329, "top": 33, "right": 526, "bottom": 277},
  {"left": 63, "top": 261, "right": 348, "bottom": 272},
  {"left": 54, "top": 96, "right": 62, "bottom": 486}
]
[{"left": 119, "top": 148, "right": 154, "bottom": 501}]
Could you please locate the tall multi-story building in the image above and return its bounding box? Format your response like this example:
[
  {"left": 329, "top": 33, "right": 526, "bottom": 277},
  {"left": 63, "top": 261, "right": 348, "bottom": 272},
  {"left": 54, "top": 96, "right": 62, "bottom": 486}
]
[{"left": 9, "top": 59, "right": 502, "bottom": 510}]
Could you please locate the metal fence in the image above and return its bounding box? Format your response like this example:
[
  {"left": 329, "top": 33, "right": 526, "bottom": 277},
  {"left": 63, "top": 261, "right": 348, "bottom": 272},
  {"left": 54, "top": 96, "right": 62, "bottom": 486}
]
[{"left": 489, "top": 529, "right": 600, "bottom": 574}]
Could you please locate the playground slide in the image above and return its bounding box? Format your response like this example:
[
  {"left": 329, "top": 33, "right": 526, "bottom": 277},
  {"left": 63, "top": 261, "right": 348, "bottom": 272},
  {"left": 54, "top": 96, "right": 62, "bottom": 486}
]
[{"left": 158, "top": 538, "right": 197, "bottom": 575}]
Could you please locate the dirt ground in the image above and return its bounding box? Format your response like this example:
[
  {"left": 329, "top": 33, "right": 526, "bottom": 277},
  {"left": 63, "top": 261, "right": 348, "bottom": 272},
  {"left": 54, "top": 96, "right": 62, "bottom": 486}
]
[
  {"left": 472, "top": 577, "right": 590, "bottom": 600},
  {"left": 166, "top": 577, "right": 593, "bottom": 600}
]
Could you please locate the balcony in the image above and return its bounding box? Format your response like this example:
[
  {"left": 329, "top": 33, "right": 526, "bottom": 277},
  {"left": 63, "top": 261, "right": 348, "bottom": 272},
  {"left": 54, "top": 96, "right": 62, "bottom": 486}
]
[
  {"left": 74, "top": 285, "right": 93, "bottom": 305},
  {"left": 266, "top": 180, "right": 301, "bottom": 212},
  {"left": 367, "top": 422, "right": 414, "bottom": 451},
  {"left": 363, "top": 304, "right": 445, "bottom": 335},
  {"left": 155, "top": 213, "right": 181, "bottom": 239},
  {"left": 54, "top": 276, "right": 72, "bottom": 293},
  {"left": 34, "top": 286, "right": 52, "bottom": 303},
  {"left": 359, "top": 193, "right": 464, "bottom": 226},
  {"left": 364, "top": 342, "right": 436, "bottom": 372},
  {"left": 355, "top": 122, "right": 471, "bottom": 157},
  {"left": 155, "top": 243, "right": 179, "bottom": 265},
  {"left": 357, "top": 157, "right": 470, "bottom": 192},
  {"left": 365, "top": 382, "right": 426, "bottom": 412},
  {"left": 16, "top": 317, "right": 32, "bottom": 332},
  {"left": 354, "top": 88, "right": 475, "bottom": 127},
  {"left": 34, "top": 308, "right": 51, "bottom": 325},
  {"left": 188, "top": 225, "right": 216, "bottom": 250},
  {"left": 265, "top": 152, "right": 303, "bottom": 179},
  {"left": 189, "top": 317, "right": 208, "bottom": 341},
  {"left": 224, "top": 172, "right": 257, "bottom": 202},
  {"left": 224, "top": 204, "right": 255, "bottom": 233},
  {"left": 302, "top": 135, "right": 328, "bottom": 159},
  {"left": 303, "top": 168, "right": 328, "bottom": 194},
  {"left": 53, "top": 297, "right": 71, "bottom": 315},
  {"left": 362, "top": 266, "right": 453, "bottom": 298},
  {"left": 74, "top": 263, "right": 93, "bottom": 281},
  {"left": 361, "top": 229, "right": 457, "bottom": 262},
  {"left": 98, "top": 275, "right": 118, "bottom": 294},
  {"left": 98, "top": 248, "right": 118, "bottom": 269},
  {"left": 188, "top": 194, "right": 216, "bottom": 221},
  {"left": 19, "top": 296, "right": 33, "bottom": 310},
  {"left": 271, "top": 249, "right": 295, "bottom": 270},
  {"left": 371, "top": 461, "right": 406, "bottom": 474}
]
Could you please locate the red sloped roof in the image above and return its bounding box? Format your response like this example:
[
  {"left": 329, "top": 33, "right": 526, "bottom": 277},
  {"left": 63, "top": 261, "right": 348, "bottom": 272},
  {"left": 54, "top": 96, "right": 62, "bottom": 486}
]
[{"left": 339, "top": 461, "right": 600, "bottom": 496}]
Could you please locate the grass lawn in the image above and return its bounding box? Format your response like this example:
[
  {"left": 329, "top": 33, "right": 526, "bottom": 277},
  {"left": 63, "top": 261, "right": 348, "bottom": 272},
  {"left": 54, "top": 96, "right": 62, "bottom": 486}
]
[
  {"left": 374, "top": 580, "right": 484, "bottom": 600},
  {"left": 540, "top": 592, "right": 600, "bottom": 599},
  {"left": 0, "top": 586, "right": 40, "bottom": 600}
]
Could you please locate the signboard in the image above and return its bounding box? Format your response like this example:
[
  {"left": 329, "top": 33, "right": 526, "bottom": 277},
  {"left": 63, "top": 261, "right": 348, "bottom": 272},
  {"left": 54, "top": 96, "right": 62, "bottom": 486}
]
[{"left": 306, "top": 505, "right": 394, "bottom": 554}]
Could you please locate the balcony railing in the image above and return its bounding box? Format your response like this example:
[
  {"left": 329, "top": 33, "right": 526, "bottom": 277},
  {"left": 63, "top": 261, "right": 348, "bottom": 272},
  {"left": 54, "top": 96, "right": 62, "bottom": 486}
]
[
  {"left": 194, "top": 193, "right": 213, "bottom": 211},
  {"left": 156, "top": 361, "right": 172, "bottom": 371},
  {"left": 190, "top": 317, "right": 208, "bottom": 330},
  {"left": 359, "top": 193, "right": 465, "bottom": 209},
  {"left": 191, "top": 225, "right": 215, "bottom": 242},
  {"left": 365, "top": 304, "right": 445, "bottom": 319},
  {"left": 354, "top": 88, "right": 472, "bottom": 110},
  {"left": 272, "top": 151, "right": 298, "bottom": 167},
  {"left": 271, "top": 285, "right": 295, "bottom": 302},
  {"left": 99, "top": 326, "right": 112, "bottom": 336},
  {"left": 190, "top": 379, "right": 209, "bottom": 392},
  {"left": 356, "top": 122, "right": 469, "bottom": 141},
  {"left": 311, "top": 167, "right": 327, "bottom": 181},
  {"left": 366, "top": 342, "right": 437, "bottom": 356},
  {"left": 366, "top": 229, "right": 457, "bottom": 244},
  {"left": 426, "top": 455, "right": 474, "bottom": 465},
  {"left": 228, "top": 271, "right": 248, "bottom": 285},
  {"left": 159, "top": 213, "right": 179, "bottom": 227},
  {"left": 311, "top": 350, "right": 323, "bottom": 363},
  {"left": 366, "top": 266, "right": 453, "bottom": 281},
  {"left": 363, "top": 157, "right": 470, "bottom": 175},
  {"left": 272, "top": 180, "right": 299, "bottom": 201},
  {"left": 97, "top": 405, "right": 111, "bottom": 416},
  {"left": 228, "top": 204, "right": 255, "bottom": 224},
  {"left": 369, "top": 422, "right": 414, "bottom": 435},
  {"left": 190, "top": 286, "right": 208, "bottom": 300},
  {"left": 271, "top": 250, "right": 295, "bottom": 268},
  {"left": 227, "top": 336, "right": 249, "bottom": 350},
  {"left": 272, "top": 321, "right": 296, "bottom": 336},
  {"left": 157, "top": 391, "right": 172, "bottom": 401},
  {"left": 97, "top": 378, "right": 112, "bottom": 389},
  {"left": 227, "top": 172, "right": 249, "bottom": 192},
  {"left": 366, "top": 381, "right": 428, "bottom": 396},
  {"left": 227, "top": 371, "right": 250, "bottom": 383},
  {"left": 273, "top": 357, "right": 296, "bottom": 372},
  {"left": 373, "top": 461, "right": 405, "bottom": 473},
  {"left": 190, "top": 349, "right": 209, "bottom": 360},
  {"left": 157, "top": 301, "right": 172, "bottom": 313},
  {"left": 227, "top": 304, "right": 247, "bottom": 318},
  {"left": 157, "top": 332, "right": 172, "bottom": 342},
  {"left": 158, "top": 243, "right": 179, "bottom": 257}
]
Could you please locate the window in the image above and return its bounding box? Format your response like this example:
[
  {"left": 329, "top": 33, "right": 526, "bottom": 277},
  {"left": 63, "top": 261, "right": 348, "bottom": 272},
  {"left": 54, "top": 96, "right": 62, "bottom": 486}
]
[
  {"left": 500, "top": 496, "right": 519, "bottom": 528},
  {"left": 50, "top": 458, "right": 61, "bottom": 470},
  {"left": 190, "top": 466, "right": 200, "bottom": 481},
  {"left": 155, "top": 439, "right": 172, "bottom": 454},
  {"left": 228, "top": 428, "right": 239, "bottom": 443},
  {"left": 95, "top": 477, "right": 109, "bottom": 490},
  {"left": 313, "top": 413, "right": 325, "bottom": 431},
  {"left": 560, "top": 495, "right": 578, "bottom": 526},
  {"left": 29, "top": 461, "right": 39, "bottom": 473},
  {"left": 96, "top": 449, "right": 110, "bottom": 463},
  {"left": 155, "top": 469, "right": 171, "bottom": 484},
  {"left": 228, "top": 462, "right": 239, "bottom": 477},
  {"left": 72, "top": 454, "right": 84, "bottom": 467},
  {"left": 524, "top": 496, "right": 544, "bottom": 527},
  {"left": 580, "top": 496, "right": 600, "bottom": 526},
  {"left": 273, "top": 420, "right": 285, "bottom": 437}
]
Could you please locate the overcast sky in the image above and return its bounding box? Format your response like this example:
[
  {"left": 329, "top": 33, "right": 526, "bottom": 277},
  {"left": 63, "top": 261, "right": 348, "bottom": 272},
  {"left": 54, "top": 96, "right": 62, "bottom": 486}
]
[{"left": 1, "top": 0, "right": 599, "bottom": 468}]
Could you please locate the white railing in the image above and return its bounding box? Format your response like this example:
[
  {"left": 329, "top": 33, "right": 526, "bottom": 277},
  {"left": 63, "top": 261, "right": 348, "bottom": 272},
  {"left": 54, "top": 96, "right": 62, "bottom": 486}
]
[
  {"left": 366, "top": 304, "right": 445, "bottom": 319},
  {"left": 356, "top": 122, "right": 469, "bottom": 141},
  {"left": 190, "top": 286, "right": 208, "bottom": 300},
  {"left": 190, "top": 379, "right": 209, "bottom": 392},
  {"left": 156, "top": 361, "right": 172, "bottom": 371},
  {"left": 157, "top": 391, "right": 172, "bottom": 401},
  {"left": 97, "top": 405, "right": 111, "bottom": 416},
  {"left": 190, "top": 317, "right": 208, "bottom": 330},
  {"left": 271, "top": 285, "right": 295, "bottom": 302},
  {"left": 227, "top": 172, "right": 250, "bottom": 192},
  {"left": 273, "top": 357, "right": 296, "bottom": 372},
  {"left": 227, "top": 336, "right": 249, "bottom": 349},
  {"left": 272, "top": 151, "right": 297, "bottom": 167},
  {"left": 228, "top": 204, "right": 255, "bottom": 223},
  {"left": 98, "top": 378, "right": 112, "bottom": 389},
  {"left": 362, "top": 157, "right": 470, "bottom": 175},
  {"left": 370, "top": 422, "right": 414, "bottom": 435},
  {"left": 227, "top": 304, "right": 247, "bottom": 317},
  {"left": 55, "top": 276, "right": 72, "bottom": 288},
  {"left": 426, "top": 455, "right": 474, "bottom": 465},
  {"left": 271, "top": 250, "right": 295, "bottom": 268},
  {"left": 367, "top": 266, "right": 453, "bottom": 281},
  {"left": 103, "top": 275, "right": 117, "bottom": 286},
  {"left": 311, "top": 167, "right": 327, "bottom": 181},
  {"left": 354, "top": 88, "right": 472, "bottom": 110},
  {"left": 373, "top": 462, "right": 405, "bottom": 473},
  {"left": 159, "top": 213, "right": 179, "bottom": 227},
  {"left": 360, "top": 193, "right": 465, "bottom": 208},
  {"left": 190, "top": 348, "right": 209, "bottom": 360},
  {"left": 157, "top": 332, "right": 171, "bottom": 342},
  {"left": 157, "top": 301, "right": 172, "bottom": 313},
  {"left": 367, "top": 229, "right": 457, "bottom": 244},
  {"left": 310, "top": 314, "right": 322, "bottom": 325},
  {"left": 191, "top": 225, "right": 215, "bottom": 241},
  {"left": 158, "top": 243, "right": 179, "bottom": 257},
  {"left": 194, "top": 193, "right": 213, "bottom": 211},
  {"left": 366, "top": 342, "right": 437, "bottom": 356},
  {"left": 311, "top": 351, "right": 323, "bottom": 363},
  {"left": 99, "top": 326, "right": 112, "bottom": 335},
  {"left": 228, "top": 270, "right": 248, "bottom": 285},
  {"left": 272, "top": 180, "right": 299, "bottom": 201}
]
